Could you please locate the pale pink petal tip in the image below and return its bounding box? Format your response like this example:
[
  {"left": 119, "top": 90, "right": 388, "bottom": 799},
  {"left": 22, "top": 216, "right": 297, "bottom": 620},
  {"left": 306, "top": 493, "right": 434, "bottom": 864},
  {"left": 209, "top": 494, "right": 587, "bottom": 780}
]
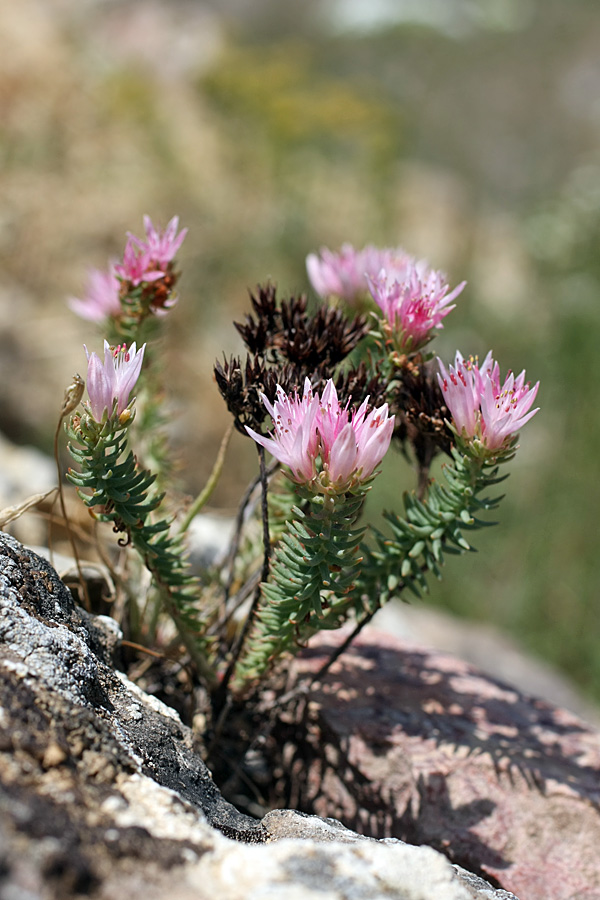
[{"left": 68, "top": 266, "right": 121, "bottom": 323}]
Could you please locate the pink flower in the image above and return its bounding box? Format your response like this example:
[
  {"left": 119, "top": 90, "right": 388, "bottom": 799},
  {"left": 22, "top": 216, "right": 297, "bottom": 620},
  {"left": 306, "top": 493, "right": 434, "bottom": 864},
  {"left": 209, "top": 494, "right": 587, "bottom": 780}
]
[
  {"left": 119, "top": 215, "right": 187, "bottom": 282},
  {"left": 139, "top": 215, "right": 188, "bottom": 269},
  {"left": 85, "top": 340, "right": 146, "bottom": 422},
  {"left": 114, "top": 237, "right": 165, "bottom": 287},
  {"left": 317, "top": 380, "right": 395, "bottom": 487},
  {"left": 306, "top": 244, "right": 412, "bottom": 305},
  {"left": 368, "top": 260, "right": 465, "bottom": 351},
  {"left": 245, "top": 379, "right": 320, "bottom": 483},
  {"left": 113, "top": 217, "right": 186, "bottom": 311},
  {"left": 68, "top": 265, "right": 122, "bottom": 323},
  {"left": 438, "top": 351, "right": 539, "bottom": 452},
  {"left": 246, "top": 379, "right": 394, "bottom": 490}
]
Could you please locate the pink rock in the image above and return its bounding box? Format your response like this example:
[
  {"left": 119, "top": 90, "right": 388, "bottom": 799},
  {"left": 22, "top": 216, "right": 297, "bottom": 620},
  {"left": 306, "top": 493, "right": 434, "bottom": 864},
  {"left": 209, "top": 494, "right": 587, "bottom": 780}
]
[{"left": 288, "top": 627, "right": 600, "bottom": 900}]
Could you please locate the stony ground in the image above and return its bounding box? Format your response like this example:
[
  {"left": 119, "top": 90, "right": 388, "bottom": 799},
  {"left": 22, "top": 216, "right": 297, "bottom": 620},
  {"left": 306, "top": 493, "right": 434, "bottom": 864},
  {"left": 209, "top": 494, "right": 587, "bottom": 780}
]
[{"left": 0, "top": 530, "right": 524, "bottom": 900}]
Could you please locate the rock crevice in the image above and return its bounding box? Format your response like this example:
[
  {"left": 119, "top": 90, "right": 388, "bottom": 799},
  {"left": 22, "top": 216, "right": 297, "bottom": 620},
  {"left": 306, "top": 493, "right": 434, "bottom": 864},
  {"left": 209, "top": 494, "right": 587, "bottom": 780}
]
[{"left": 4, "top": 530, "right": 585, "bottom": 898}]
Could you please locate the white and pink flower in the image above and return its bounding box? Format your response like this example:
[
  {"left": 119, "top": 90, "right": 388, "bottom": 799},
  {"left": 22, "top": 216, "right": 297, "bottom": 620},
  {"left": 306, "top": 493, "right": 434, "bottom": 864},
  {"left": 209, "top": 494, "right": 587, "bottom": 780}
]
[
  {"left": 114, "top": 237, "right": 165, "bottom": 287},
  {"left": 85, "top": 340, "right": 146, "bottom": 423},
  {"left": 246, "top": 379, "right": 394, "bottom": 491},
  {"left": 245, "top": 379, "right": 320, "bottom": 484},
  {"left": 317, "top": 380, "right": 395, "bottom": 487},
  {"left": 438, "top": 351, "right": 539, "bottom": 452}
]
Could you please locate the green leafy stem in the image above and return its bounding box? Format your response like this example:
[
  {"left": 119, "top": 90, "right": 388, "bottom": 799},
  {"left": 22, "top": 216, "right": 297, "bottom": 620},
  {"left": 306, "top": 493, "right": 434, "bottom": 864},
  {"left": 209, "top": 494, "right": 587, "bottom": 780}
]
[
  {"left": 355, "top": 446, "right": 510, "bottom": 611},
  {"left": 232, "top": 446, "right": 510, "bottom": 692},
  {"left": 232, "top": 486, "right": 367, "bottom": 688},
  {"left": 65, "top": 412, "right": 215, "bottom": 685}
]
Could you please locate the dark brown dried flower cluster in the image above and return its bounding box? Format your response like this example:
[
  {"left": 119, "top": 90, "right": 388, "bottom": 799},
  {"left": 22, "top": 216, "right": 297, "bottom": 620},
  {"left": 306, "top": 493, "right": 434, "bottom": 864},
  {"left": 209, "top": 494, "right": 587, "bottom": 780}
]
[
  {"left": 233, "top": 284, "right": 280, "bottom": 356},
  {"left": 216, "top": 283, "right": 370, "bottom": 434},
  {"left": 235, "top": 284, "right": 368, "bottom": 370},
  {"left": 334, "top": 361, "right": 388, "bottom": 412},
  {"left": 275, "top": 295, "right": 368, "bottom": 370},
  {"left": 388, "top": 359, "right": 453, "bottom": 467},
  {"left": 214, "top": 355, "right": 303, "bottom": 435}
]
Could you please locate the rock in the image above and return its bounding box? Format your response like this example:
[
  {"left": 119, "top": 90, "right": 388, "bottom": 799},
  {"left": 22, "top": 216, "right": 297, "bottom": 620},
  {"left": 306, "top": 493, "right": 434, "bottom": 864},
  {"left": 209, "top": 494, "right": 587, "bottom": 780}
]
[
  {"left": 0, "top": 530, "right": 516, "bottom": 900},
  {"left": 0, "top": 432, "right": 56, "bottom": 506},
  {"left": 186, "top": 512, "right": 235, "bottom": 570},
  {"left": 288, "top": 629, "right": 600, "bottom": 900},
  {"left": 0, "top": 430, "right": 57, "bottom": 548},
  {"left": 0, "top": 531, "right": 261, "bottom": 838},
  {"left": 375, "top": 602, "right": 600, "bottom": 728},
  {"left": 193, "top": 834, "right": 505, "bottom": 900}
]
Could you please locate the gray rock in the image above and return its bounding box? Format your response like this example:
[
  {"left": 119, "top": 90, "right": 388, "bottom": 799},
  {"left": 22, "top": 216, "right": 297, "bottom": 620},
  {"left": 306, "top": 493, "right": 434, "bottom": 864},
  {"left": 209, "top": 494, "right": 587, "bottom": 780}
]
[
  {"left": 0, "top": 531, "right": 516, "bottom": 900},
  {"left": 0, "top": 432, "right": 56, "bottom": 505},
  {"left": 186, "top": 512, "right": 236, "bottom": 569},
  {"left": 192, "top": 837, "right": 494, "bottom": 900},
  {"left": 0, "top": 431, "right": 57, "bottom": 548}
]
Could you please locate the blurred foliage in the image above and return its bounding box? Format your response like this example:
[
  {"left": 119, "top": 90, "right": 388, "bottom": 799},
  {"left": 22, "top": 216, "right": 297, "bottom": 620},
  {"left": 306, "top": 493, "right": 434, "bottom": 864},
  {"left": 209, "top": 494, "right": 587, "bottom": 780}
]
[
  {"left": 1, "top": 0, "right": 599, "bottom": 700},
  {"left": 202, "top": 41, "right": 401, "bottom": 153}
]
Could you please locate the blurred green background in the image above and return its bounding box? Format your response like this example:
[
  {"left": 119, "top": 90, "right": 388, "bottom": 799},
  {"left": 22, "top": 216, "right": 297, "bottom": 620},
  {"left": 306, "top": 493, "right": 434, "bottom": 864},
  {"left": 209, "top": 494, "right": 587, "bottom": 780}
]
[{"left": 1, "top": 0, "right": 599, "bottom": 698}]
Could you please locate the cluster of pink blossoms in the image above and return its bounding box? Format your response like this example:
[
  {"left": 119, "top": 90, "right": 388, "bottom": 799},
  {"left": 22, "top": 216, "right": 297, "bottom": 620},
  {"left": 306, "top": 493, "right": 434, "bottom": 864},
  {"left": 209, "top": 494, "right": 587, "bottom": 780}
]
[
  {"left": 367, "top": 260, "right": 465, "bottom": 352},
  {"left": 306, "top": 243, "right": 465, "bottom": 352},
  {"left": 115, "top": 215, "right": 187, "bottom": 287},
  {"left": 437, "top": 351, "right": 539, "bottom": 453},
  {"left": 69, "top": 216, "right": 187, "bottom": 323},
  {"left": 306, "top": 244, "right": 411, "bottom": 305},
  {"left": 85, "top": 340, "right": 146, "bottom": 423},
  {"left": 246, "top": 379, "right": 394, "bottom": 492}
]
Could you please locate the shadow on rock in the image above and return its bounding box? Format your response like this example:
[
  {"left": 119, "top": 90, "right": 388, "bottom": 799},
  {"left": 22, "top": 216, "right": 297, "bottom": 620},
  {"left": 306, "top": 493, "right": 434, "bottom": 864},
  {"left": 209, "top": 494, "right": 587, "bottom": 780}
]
[{"left": 272, "top": 629, "right": 600, "bottom": 897}]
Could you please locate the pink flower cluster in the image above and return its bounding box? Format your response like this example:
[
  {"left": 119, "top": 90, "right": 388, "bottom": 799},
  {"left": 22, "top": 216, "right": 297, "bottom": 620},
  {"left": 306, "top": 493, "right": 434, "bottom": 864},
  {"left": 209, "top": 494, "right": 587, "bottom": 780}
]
[
  {"left": 368, "top": 260, "right": 466, "bottom": 352},
  {"left": 306, "top": 242, "right": 465, "bottom": 352},
  {"left": 306, "top": 244, "right": 412, "bottom": 305},
  {"left": 246, "top": 379, "right": 394, "bottom": 491},
  {"left": 438, "top": 351, "right": 539, "bottom": 453},
  {"left": 69, "top": 217, "right": 187, "bottom": 323},
  {"left": 85, "top": 340, "right": 146, "bottom": 423},
  {"left": 115, "top": 215, "right": 187, "bottom": 287}
]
